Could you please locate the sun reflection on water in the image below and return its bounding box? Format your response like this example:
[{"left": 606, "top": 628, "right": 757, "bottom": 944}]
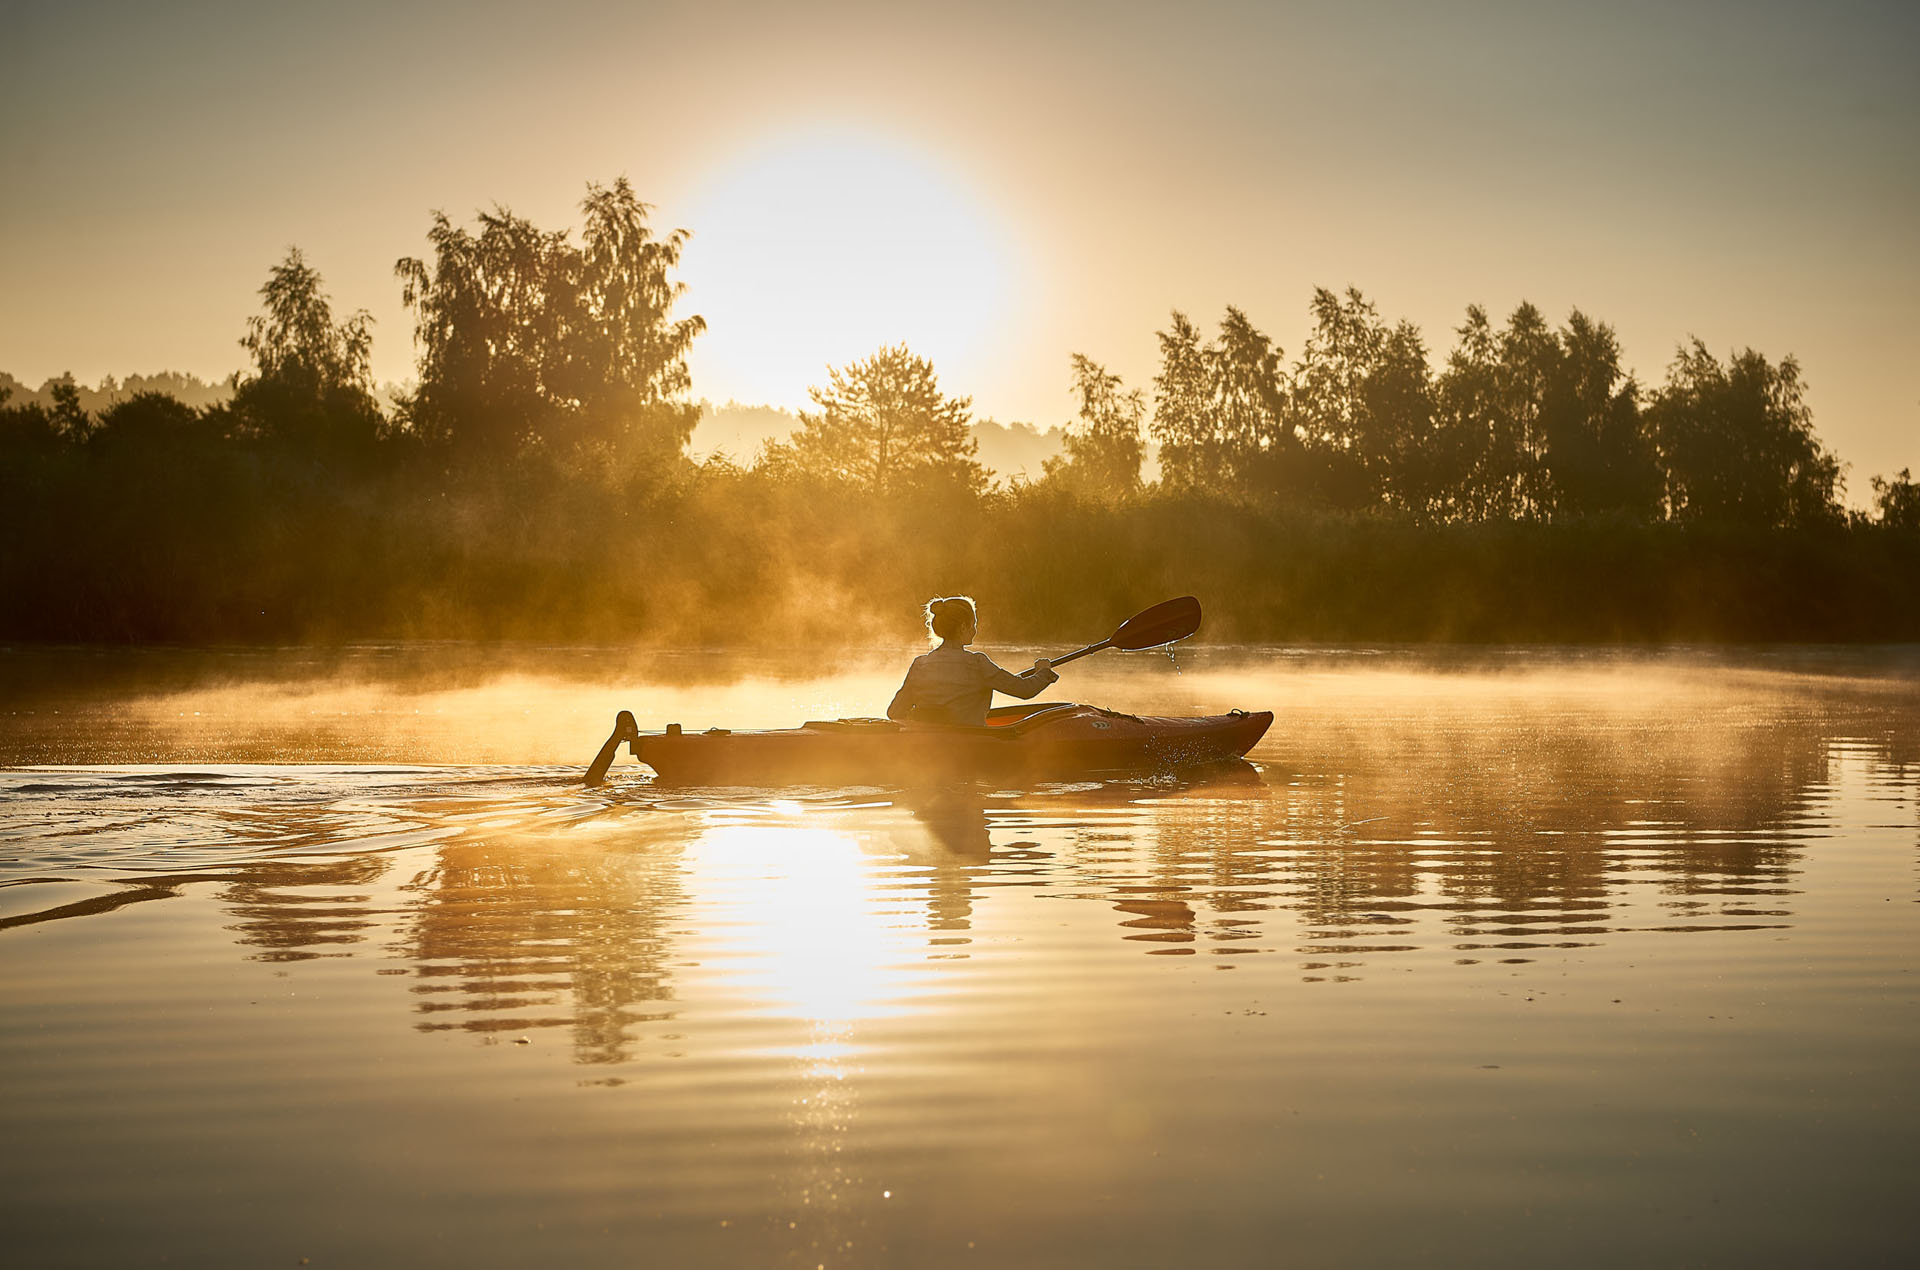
[{"left": 688, "top": 821, "right": 920, "bottom": 1029}]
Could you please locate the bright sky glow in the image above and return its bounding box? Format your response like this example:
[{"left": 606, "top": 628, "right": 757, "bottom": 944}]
[{"left": 681, "top": 132, "right": 1021, "bottom": 411}]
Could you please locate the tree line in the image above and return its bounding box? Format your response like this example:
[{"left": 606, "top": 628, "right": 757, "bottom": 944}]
[{"left": 2, "top": 178, "right": 1915, "bottom": 645}]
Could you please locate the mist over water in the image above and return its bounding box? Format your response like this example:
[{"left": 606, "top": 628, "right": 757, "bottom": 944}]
[{"left": 2, "top": 646, "right": 1916, "bottom": 1267}]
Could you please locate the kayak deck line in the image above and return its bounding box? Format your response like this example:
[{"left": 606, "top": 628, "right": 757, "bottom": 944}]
[
  {"left": 585, "top": 702, "right": 1273, "bottom": 787},
  {"left": 795, "top": 703, "right": 1135, "bottom": 737}
]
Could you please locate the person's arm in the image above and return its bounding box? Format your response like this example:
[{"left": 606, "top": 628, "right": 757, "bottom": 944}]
[
  {"left": 979, "top": 654, "right": 1059, "bottom": 701},
  {"left": 887, "top": 657, "right": 923, "bottom": 721}
]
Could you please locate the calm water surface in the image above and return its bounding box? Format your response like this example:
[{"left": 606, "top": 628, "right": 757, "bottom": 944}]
[{"left": 3, "top": 646, "right": 1917, "bottom": 1267}]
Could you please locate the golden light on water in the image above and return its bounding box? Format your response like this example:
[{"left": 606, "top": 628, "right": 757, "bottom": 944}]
[
  {"left": 5, "top": 649, "right": 1919, "bottom": 1265},
  {"left": 688, "top": 820, "right": 920, "bottom": 1027}
]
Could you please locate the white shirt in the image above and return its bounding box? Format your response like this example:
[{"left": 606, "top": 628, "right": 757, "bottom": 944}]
[{"left": 886, "top": 645, "right": 1056, "bottom": 726}]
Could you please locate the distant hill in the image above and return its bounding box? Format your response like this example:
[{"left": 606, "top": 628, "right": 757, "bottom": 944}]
[
  {"left": 690, "top": 400, "right": 1069, "bottom": 484},
  {"left": 970, "top": 419, "right": 1067, "bottom": 484},
  {"left": 0, "top": 370, "right": 232, "bottom": 414},
  {"left": 688, "top": 401, "right": 803, "bottom": 465}
]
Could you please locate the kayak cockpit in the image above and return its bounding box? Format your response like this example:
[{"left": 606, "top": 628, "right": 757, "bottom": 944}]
[
  {"left": 984, "top": 702, "right": 1082, "bottom": 728},
  {"left": 800, "top": 702, "right": 1085, "bottom": 735}
]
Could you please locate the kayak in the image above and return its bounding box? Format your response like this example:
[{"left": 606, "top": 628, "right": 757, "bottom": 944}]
[{"left": 590, "top": 701, "right": 1273, "bottom": 786}]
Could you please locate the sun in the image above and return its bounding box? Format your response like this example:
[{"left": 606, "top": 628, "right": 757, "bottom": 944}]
[{"left": 679, "top": 130, "right": 1021, "bottom": 411}]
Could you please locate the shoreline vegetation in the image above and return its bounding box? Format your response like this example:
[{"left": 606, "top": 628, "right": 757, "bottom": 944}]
[{"left": 5, "top": 179, "right": 1916, "bottom": 646}]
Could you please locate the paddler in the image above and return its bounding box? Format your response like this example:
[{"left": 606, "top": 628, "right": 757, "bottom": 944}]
[{"left": 887, "top": 595, "right": 1059, "bottom": 726}]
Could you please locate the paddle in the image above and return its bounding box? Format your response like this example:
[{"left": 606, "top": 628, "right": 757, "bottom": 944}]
[
  {"left": 585, "top": 709, "right": 639, "bottom": 787},
  {"left": 1048, "top": 596, "right": 1202, "bottom": 669}
]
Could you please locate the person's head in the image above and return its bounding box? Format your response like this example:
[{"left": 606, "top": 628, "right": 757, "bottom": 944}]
[{"left": 925, "top": 595, "right": 977, "bottom": 645}]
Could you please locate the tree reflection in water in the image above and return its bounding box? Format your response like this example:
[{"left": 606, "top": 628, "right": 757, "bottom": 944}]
[
  {"left": 397, "top": 835, "right": 687, "bottom": 1063},
  {"left": 222, "top": 856, "right": 394, "bottom": 963}
]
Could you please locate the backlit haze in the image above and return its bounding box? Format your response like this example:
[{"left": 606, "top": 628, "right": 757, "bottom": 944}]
[{"left": 3, "top": 0, "right": 1915, "bottom": 489}]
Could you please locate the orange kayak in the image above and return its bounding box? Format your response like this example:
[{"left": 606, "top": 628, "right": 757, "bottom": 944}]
[{"left": 596, "top": 702, "right": 1273, "bottom": 786}]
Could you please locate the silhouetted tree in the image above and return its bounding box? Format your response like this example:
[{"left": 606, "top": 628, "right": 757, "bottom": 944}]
[
  {"left": 1539, "top": 311, "right": 1660, "bottom": 520},
  {"left": 1289, "top": 287, "right": 1383, "bottom": 507},
  {"left": 1043, "top": 354, "right": 1144, "bottom": 498},
  {"left": 240, "top": 248, "right": 374, "bottom": 395},
  {"left": 1870, "top": 469, "right": 1919, "bottom": 530},
  {"left": 47, "top": 378, "right": 91, "bottom": 438},
  {"left": 81, "top": 392, "right": 240, "bottom": 541},
  {"left": 558, "top": 180, "right": 705, "bottom": 474},
  {"left": 230, "top": 248, "right": 383, "bottom": 456},
  {"left": 395, "top": 178, "right": 702, "bottom": 472},
  {"left": 396, "top": 206, "right": 564, "bottom": 453},
  {"left": 1426, "top": 303, "right": 1659, "bottom": 522},
  {"left": 1213, "top": 306, "right": 1294, "bottom": 496},
  {"left": 766, "top": 344, "right": 984, "bottom": 494},
  {"left": 1287, "top": 288, "right": 1436, "bottom": 511},
  {"left": 89, "top": 392, "right": 215, "bottom": 454},
  {"left": 1495, "top": 303, "right": 1558, "bottom": 519},
  {"left": 0, "top": 384, "right": 66, "bottom": 458},
  {"left": 1149, "top": 311, "right": 1219, "bottom": 490},
  {"left": 1648, "top": 342, "right": 1842, "bottom": 527},
  {"left": 1148, "top": 307, "right": 1292, "bottom": 496},
  {"left": 1366, "top": 320, "right": 1437, "bottom": 513},
  {"left": 1430, "top": 306, "right": 1518, "bottom": 521}
]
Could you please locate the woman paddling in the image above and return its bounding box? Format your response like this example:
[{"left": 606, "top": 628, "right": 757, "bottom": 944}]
[{"left": 887, "top": 596, "right": 1059, "bottom": 726}]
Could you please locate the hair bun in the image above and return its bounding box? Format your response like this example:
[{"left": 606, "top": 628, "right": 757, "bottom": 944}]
[{"left": 925, "top": 594, "right": 977, "bottom": 641}]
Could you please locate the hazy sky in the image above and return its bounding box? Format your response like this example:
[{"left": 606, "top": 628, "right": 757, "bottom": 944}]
[{"left": 4, "top": 0, "right": 1916, "bottom": 492}]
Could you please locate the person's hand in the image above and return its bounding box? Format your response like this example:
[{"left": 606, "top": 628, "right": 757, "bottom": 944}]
[{"left": 1032, "top": 657, "right": 1057, "bottom": 684}]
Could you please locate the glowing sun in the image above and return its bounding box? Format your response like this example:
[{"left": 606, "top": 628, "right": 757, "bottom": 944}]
[{"left": 680, "top": 131, "right": 1021, "bottom": 410}]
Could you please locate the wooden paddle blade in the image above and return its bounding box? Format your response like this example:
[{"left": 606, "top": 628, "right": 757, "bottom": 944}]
[{"left": 1111, "top": 595, "right": 1202, "bottom": 650}]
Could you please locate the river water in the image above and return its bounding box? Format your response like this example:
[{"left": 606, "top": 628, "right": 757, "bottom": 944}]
[{"left": 2, "top": 645, "right": 1916, "bottom": 1267}]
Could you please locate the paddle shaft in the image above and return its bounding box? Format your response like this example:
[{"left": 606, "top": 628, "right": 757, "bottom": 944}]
[{"left": 1048, "top": 638, "right": 1112, "bottom": 669}]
